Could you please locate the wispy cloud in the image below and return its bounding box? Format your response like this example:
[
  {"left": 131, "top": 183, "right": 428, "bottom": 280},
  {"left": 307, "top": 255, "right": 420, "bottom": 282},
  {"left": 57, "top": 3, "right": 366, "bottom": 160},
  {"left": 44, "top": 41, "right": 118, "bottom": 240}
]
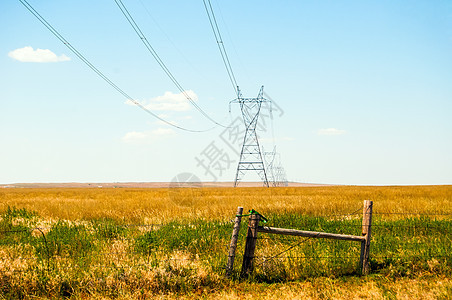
[
  {"left": 122, "top": 128, "right": 175, "bottom": 144},
  {"left": 317, "top": 128, "right": 346, "bottom": 136},
  {"left": 122, "top": 131, "right": 147, "bottom": 141},
  {"left": 125, "top": 90, "right": 197, "bottom": 112},
  {"left": 8, "top": 46, "right": 70, "bottom": 63},
  {"left": 150, "top": 128, "right": 175, "bottom": 136}
]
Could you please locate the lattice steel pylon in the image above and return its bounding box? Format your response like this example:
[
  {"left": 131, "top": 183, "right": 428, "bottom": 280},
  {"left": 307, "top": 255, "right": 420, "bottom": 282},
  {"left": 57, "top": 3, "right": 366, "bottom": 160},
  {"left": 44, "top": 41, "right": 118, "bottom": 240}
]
[
  {"left": 263, "top": 146, "right": 289, "bottom": 187},
  {"left": 230, "top": 86, "right": 270, "bottom": 187}
]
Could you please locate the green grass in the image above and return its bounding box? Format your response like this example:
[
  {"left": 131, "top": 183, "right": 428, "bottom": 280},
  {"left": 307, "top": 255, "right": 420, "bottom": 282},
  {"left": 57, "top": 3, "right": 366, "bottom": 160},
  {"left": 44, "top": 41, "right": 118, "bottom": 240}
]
[{"left": 0, "top": 206, "right": 451, "bottom": 298}]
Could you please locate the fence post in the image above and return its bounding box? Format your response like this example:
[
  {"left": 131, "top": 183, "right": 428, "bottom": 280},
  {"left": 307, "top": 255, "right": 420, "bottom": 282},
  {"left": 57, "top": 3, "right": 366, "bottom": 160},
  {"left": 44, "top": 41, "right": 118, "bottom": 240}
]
[
  {"left": 240, "top": 213, "right": 260, "bottom": 278},
  {"left": 226, "top": 206, "right": 243, "bottom": 276},
  {"left": 360, "top": 200, "right": 373, "bottom": 275}
]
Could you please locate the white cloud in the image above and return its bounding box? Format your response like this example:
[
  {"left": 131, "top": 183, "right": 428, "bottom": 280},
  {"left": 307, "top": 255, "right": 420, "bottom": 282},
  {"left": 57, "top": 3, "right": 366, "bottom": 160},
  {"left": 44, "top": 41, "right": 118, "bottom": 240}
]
[
  {"left": 125, "top": 90, "right": 197, "bottom": 112},
  {"left": 8, "top": 46, "right": 70, "bottom": 63},
  {"left": 317, "top": 128, "right": 347, "bottom": 136},
  {"left": 122, "top": 131, "right": 147, "bottom": 141},
  {"left": 151, "top": 128, "right": 175, "bottom": 136},
  {"left": 122, "top": 128, "right": 175, "bottom": 144}
]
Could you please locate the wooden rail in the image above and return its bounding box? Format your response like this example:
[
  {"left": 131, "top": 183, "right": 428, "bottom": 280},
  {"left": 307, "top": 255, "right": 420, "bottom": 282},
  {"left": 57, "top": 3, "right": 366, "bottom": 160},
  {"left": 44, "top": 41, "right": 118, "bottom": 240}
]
[{"left": 257, "top": 226, "right": 365, "bottom": 242}]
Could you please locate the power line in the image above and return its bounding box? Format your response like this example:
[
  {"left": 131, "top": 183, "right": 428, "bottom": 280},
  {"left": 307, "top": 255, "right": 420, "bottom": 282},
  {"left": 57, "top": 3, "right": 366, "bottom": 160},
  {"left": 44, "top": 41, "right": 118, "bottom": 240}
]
[
  {"left": 202, "top": 0, "right": 239, "bottom": 96},
  {"left": 18, "top": 0, "right": 213, "bottom": 133},
  {"left": 114, "top": 0, "right": 228, "bottom": 129}
]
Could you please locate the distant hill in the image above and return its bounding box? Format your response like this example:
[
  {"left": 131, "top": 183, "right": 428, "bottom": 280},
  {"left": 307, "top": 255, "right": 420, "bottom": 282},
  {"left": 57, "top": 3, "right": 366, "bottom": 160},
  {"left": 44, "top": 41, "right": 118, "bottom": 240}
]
[{"left": 0, "top": 182, "right": 330, "bottom": 188}]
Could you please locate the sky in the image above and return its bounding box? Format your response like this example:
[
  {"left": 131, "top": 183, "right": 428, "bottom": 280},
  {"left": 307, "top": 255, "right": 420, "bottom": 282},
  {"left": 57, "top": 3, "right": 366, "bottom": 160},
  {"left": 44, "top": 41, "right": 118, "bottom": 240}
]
[{"left": 1, "top": 0, "right": 451, "bottom": 185}]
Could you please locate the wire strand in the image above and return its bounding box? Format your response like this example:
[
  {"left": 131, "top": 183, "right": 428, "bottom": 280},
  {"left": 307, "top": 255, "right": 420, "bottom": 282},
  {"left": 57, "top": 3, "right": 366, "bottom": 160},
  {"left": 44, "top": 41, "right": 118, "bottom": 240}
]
[
  {"left": 114, "top": 0, "right": 229, "bottom": 129},
  {"left": 202, "top": 0, "right": 238, "bottom": 95},
  {"left": 19, "top": 0, "right": 215, "bottom": 133}
]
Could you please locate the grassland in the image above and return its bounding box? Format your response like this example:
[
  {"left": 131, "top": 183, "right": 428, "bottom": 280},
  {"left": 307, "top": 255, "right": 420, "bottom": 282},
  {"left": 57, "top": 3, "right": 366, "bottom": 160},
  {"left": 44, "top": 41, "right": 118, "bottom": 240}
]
[{"left": 0, "top": 185, "right": 451, "bottom": 299}]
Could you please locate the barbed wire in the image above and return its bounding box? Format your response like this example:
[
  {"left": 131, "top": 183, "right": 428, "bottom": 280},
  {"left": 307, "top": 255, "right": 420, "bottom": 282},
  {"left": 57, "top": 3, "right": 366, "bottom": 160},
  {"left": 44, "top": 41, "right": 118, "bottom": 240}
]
[
  {"left": 0, "top": 229, "right": 30, "bottom": 233},
  {"left": 1, "top": 211, "right": 449, "bottom": 235},
  {"left": 0, "top": 257, "right": 203, "bottom": 275},
  {"left": 0, "top": 256, "right": 39, "bottom": 261},
  {"left": 320, "top": 206, "right": 364, "bottom": 219},
  {"left": 255, "top": 225, "right": 452, "bottom": 232},
  {"left": 371, "top": 255, "right": 452, "bottom": 259},
  {"left": 254, "top": 254, "right": 452, "bottom": 260},
  {"left": 373, "top": 212, "right": 452, "bottom": 216},
  {"left": 253, "top": 235, "right": 319, "bottom": 269},
  {"left": 0, "top": 227, "right": 51, "bottom": 234},
  {"left": 0, "top": 222, "right": 231, "bottom": 235},
  {"left": 255, "top": 255, "right": 359, "bottom": 260}
]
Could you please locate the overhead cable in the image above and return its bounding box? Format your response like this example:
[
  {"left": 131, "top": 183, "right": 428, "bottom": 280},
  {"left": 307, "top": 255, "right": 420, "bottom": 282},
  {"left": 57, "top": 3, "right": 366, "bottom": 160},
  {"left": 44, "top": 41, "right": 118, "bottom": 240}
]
[
  {"left": 19, "top": 0, "right": 213, "bottom": 133},
  {"left": 114, "top": 0, "right": 228, "bottom": 129},
  {"left": 202, "top": 0, "right": 238, "bottom": 96}
]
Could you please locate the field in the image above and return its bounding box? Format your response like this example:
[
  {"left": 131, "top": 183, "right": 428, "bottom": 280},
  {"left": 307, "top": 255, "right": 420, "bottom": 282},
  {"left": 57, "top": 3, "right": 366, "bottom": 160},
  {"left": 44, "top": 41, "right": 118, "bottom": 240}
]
[{"left": 0, "top": 185, "right": 451, "bottom": 299}]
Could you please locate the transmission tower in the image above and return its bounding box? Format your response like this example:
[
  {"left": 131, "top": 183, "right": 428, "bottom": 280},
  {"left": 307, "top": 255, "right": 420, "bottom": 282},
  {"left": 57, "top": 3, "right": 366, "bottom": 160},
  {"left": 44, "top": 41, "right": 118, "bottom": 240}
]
[
  {"left": 230, "top": 86, "right": 270, "bottom": 187},
  {"left": 263, "top": 148, "right": 276, "bottom": 186},
  {"left": 263, "top": 146, "right": 289, "bottom": 187}
]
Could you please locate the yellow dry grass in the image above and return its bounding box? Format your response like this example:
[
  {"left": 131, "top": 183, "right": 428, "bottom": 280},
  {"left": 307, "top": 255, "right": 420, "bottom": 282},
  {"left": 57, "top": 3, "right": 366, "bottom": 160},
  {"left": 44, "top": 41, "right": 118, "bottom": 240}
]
[
  {"left": 0, "top": 185, "right": 451, "bottom": 299},
  {"left": 16, "top": 276, "right": 448, "bottom": 299},
  {"left": 196, "top": 276, "right": 452, "bottom": 300},
  {"left": 1, "top": 185, "right": 451, "bottom": 223}
]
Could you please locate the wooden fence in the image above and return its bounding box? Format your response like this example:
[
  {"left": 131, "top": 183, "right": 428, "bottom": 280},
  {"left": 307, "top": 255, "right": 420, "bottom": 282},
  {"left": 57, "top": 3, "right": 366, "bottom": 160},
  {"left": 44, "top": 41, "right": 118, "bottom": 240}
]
[{"left": 226, "top": 200, "right": 373, "bottom": 278}]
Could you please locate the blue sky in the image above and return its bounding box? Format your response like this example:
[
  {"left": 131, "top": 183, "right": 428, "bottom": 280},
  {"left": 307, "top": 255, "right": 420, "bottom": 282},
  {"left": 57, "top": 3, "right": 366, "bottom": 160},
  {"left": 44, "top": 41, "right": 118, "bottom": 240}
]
[{"left": 1, "top": 0, "right": 451, "bottom": 185}]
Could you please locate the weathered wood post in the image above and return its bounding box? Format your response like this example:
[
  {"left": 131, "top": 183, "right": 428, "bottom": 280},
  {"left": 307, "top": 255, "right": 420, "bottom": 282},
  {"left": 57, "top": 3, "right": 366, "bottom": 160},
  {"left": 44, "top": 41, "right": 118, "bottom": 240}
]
[
  {"left": 240, "top": 213, "right": 261, "bottom": 278},
  {"left": 226, "top": 206, "right": 243, "bottom": 276},
  {"left": 360, "top": 200, "right": 373, "bottom": 275}
]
